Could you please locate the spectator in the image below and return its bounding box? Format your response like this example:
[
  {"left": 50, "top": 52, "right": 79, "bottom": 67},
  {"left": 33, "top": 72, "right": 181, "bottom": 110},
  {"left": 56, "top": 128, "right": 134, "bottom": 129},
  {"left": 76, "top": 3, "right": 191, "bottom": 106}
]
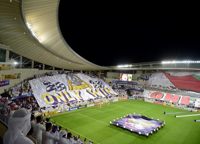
[
  {"left": 77, "top": 135, "right": 83, "bottom": 144},
  {"left": 33, "top": 115, "right": 46, "bottom": 144},
  {"left": 51, "top": 125, "right": 59, "bottom": 143},
  {"left": 31, "top": 114, "right": 36, "bottom": 126},
  {"left": 42, "top": 122, "right": 59, "bottom": 144},
  {"left": 66, "top": 132, "right": 73, "bottom": 144},
  {"left": 27, "top": 127, "right": 38, "bottom": 144},
  {"left": 58, "top": 130, "right": 68, "bottom": 144},
  {"left": 3, "top": 108, "right": 33, "bottom": 144}
]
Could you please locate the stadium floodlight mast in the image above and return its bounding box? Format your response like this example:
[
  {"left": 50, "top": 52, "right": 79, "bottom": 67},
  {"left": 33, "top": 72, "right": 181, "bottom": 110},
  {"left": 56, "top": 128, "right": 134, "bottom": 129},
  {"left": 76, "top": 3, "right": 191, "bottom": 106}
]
[{"left": 161, "top": 60, "right": 200, "bottom": 64}]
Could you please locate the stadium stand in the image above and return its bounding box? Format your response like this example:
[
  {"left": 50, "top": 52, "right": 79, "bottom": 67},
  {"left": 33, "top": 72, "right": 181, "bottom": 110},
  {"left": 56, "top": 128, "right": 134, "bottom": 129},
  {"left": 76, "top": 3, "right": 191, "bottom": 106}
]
[
  {"left": 171, "top": 95, "right": 180, "bottom": 103},
  {"left": 0, "top": 71, "right": 120, "bottom": 143},
  {"left": 165, "top": 73, "right": 200, "bottom": 92},
  {"left": 180, "top": 96, "right": 190, "bottom": 105},
  {"left": 164, "top": 93, "right": 173, "bottom": 102},
  {"left": 1, "top": 70, "right": 200, "bottom": 143},
  {"left": 150, "top": 92, "right": 164, "bottom": 99}
]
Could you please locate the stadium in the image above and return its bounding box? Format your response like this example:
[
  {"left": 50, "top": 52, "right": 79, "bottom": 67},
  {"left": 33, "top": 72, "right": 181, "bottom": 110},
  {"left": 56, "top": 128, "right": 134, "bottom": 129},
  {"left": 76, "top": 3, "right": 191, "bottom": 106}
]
[{"left": 0, "top": 0, "right": 200, "bottom": 144}]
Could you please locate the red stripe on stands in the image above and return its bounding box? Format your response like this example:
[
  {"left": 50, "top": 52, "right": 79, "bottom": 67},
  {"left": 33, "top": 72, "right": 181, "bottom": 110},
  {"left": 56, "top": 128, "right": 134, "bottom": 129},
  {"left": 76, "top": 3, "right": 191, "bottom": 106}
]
[{"left": 165, "top": 73, "right": 200, "bottom": 92}]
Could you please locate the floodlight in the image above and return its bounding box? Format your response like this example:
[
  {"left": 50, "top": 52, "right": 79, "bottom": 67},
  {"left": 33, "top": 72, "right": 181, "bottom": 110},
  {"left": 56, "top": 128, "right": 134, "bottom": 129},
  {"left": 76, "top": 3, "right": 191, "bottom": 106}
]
[
  {"left": 13, "top": 61, "right": 18, "bottom": 65},
  {"left": 161, "top": 60, "right": 200, "bottom": 64},
  {"left": 117, "top": 64, "right": 132, "bottom": 68},
  {"left": 27, "top": 22, "right": 32, "bottom": 29}
]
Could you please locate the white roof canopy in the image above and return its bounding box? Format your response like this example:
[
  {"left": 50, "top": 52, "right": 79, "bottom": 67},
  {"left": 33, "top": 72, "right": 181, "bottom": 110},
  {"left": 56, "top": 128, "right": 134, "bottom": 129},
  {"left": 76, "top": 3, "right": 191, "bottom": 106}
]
[{"left": 0, "top": 0, "right": 108, "bottom": 70}]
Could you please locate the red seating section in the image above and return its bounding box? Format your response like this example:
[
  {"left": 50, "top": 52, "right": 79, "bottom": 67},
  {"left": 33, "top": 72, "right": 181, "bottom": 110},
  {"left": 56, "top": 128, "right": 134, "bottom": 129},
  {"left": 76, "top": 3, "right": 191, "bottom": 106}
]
[
  {"left": 150, "top": 92, "right": 164, "bottom": 99},
  {"left": 149, "top": 91, "right": 190, "bottom": 105},
  {"left": 164, "top": 93, "right": 172, "bottom": 101},
  {"left": 171, "top": 95, "right": 180, "bottom": 103},
  {"left": 180, "top": 96, "right": 190, "bottom": 105}
]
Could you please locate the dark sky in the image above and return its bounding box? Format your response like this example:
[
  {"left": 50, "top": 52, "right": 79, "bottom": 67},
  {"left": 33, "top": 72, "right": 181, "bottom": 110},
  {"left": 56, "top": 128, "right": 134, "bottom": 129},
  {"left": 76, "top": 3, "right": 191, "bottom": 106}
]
[{"left": 59, "top": 1, "right": 200, "bottom": 66}]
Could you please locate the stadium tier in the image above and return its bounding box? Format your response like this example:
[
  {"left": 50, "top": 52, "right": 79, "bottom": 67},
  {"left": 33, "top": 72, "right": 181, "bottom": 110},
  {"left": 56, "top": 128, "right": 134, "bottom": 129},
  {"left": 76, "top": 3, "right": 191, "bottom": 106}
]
[
  {"left": 148, "top": 72, "right": 200, "bottom": 93},
  {"left": 165, "top": 73, "right": 200, "bottom": 92},
  {"left": 1, "top": 70, "right": 200, "bottom": 144}
]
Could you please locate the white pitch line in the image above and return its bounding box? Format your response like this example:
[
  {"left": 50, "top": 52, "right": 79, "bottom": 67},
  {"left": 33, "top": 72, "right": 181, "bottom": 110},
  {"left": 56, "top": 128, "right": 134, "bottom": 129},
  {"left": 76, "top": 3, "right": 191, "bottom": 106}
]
[
  {"left": 194, "top": 120, "right": 200, "bottom": 122},
  {"left": 176, "top": 114, "right": 200, "bottom": 118},
  {"left": 164, "top": 112, "right": 187, "bottom": 115}
]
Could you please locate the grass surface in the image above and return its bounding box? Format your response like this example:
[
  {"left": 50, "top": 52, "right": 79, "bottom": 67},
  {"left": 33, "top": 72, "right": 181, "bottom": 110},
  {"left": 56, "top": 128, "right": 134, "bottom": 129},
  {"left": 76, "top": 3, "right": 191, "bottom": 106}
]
[{"left": 51, "top": 100, "right": 200, "bottom": 144}]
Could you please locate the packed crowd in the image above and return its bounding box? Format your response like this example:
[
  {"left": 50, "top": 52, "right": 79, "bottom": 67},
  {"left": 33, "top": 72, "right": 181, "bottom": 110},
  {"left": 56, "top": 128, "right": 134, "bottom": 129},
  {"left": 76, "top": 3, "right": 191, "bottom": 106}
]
[
  {"left": 3, "top": 108, "right": 93, "bottom": 144},
  {"left": 0, "top": 95, "right": 39, "bottom": 123},
  {"left": 1, "top": 71, "right": 116, "bottom": 144},
  {"left": 1, "top": 92, "right": 118, "bottom": 144}
]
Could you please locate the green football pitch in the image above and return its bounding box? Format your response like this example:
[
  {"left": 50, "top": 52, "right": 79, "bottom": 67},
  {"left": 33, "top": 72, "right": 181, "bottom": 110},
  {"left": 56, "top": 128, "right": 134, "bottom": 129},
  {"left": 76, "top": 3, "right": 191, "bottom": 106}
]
[{"left": 51, "top": 100, "right": 200, "bottom": 144}]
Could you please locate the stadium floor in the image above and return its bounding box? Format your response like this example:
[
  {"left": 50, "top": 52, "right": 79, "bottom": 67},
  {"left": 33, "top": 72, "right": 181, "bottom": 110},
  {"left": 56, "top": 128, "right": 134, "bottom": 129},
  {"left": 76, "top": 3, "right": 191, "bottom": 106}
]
[{"left": 51, "top": 100, "right": 200, "bottom": 144}]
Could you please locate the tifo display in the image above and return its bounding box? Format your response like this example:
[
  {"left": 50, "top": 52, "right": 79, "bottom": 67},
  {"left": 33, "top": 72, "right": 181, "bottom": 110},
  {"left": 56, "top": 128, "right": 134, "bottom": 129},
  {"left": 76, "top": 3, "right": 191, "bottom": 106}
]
[{"left": 111, "top": 114, "right": 165, "bottom": 136}]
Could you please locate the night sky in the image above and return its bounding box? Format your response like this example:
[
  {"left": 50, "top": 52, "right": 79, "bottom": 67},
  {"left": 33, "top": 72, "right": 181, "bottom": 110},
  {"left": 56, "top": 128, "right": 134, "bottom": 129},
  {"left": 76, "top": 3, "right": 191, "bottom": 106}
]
[{"left": 59, "top": 1, "right": 200, "bottom": 66}]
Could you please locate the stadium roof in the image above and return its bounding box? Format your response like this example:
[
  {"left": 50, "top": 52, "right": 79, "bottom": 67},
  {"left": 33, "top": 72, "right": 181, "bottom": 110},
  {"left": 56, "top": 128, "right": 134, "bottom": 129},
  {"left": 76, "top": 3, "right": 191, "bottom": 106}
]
[
  {"left": 0, "top": 0, "right": 107, "bottom": 70},
  {"left": 0, "top": 0, "right": 200, "bottom": 71}
]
